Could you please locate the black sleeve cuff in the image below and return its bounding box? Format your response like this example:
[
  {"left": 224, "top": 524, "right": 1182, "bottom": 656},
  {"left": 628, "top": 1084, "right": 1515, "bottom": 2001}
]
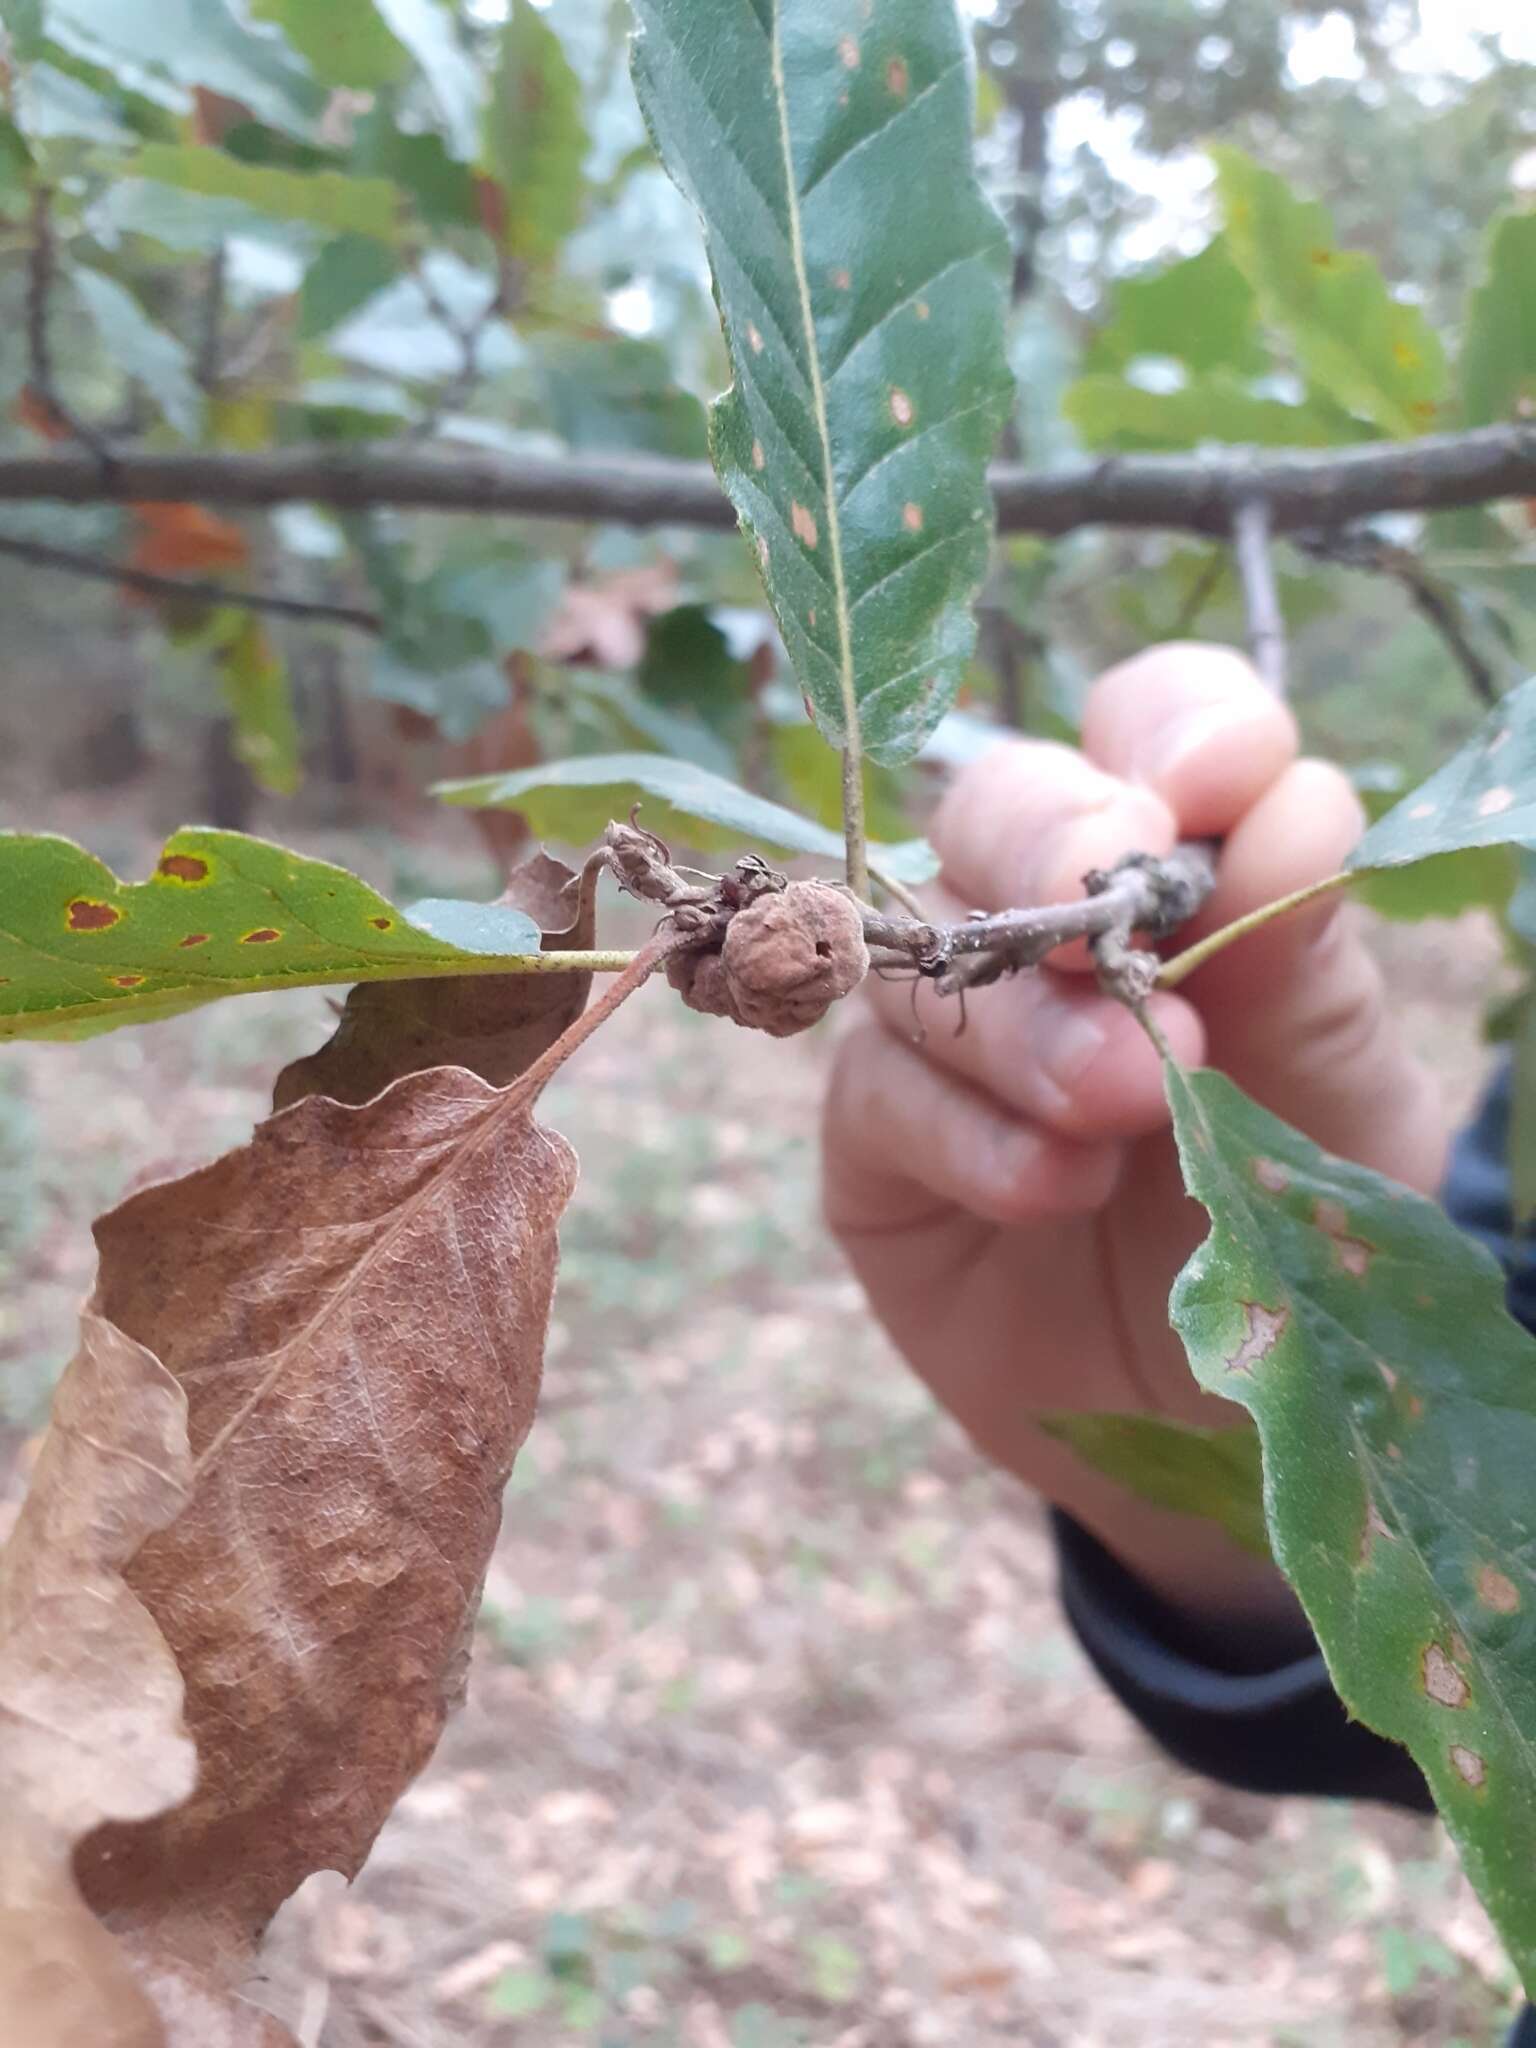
[{"left": 1052, "top": 1510, "right": 1434, "bottom": 1811}]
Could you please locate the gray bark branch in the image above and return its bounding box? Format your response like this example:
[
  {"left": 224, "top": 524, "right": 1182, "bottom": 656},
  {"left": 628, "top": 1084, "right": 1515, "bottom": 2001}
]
[{"left": 1, "top": 423, "right": 1534, "bottom": 535}]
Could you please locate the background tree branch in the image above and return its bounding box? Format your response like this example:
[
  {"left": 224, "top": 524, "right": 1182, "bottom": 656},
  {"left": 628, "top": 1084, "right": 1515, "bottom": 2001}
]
[{"left": 1, "top": 424, "right": 1534, "bottom": 536}]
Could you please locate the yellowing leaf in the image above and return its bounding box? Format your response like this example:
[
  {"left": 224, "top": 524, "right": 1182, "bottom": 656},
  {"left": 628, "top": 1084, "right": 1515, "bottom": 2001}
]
[
  {"left": 1213, "top": 147, "right": 1446, "bottom": 439},
  {"left": 0, "top": 830, "right": 543, "bottom": 1041}
]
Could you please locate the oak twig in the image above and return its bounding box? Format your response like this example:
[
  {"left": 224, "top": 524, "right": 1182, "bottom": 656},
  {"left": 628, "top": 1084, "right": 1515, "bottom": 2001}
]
[
  {"left": 1293, "top": 524, "right": 1501, "bottom": 707},
  {"left": 2, "top": 425, "right": 1535, "bottom": 536},
  {"left": 603, "top": 820, "right": 1218, "bottom": 1007},
  {"left": 0, "top": 534, "right": 381, "bottom": 631},
  {"left": 1232, "top": 494, "right": 1287, "bottom": 696},
  {"left": 24, "top": 186, "right": 115, "bottom": 467}
]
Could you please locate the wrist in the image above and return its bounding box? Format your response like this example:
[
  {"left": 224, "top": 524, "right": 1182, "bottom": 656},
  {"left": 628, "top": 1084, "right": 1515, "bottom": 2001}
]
[{"left": 1061, "top": 1487, "right": 1314, "bottom": 1670}]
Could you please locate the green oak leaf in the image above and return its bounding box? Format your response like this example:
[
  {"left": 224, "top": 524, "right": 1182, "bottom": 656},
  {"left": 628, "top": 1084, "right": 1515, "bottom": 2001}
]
[
  {"left": 1462, "top": 212, "right": 1536, "bottom": 430},
  {"left": 1038, "top": 1413, "right": 1270, "bottom": 1561},
  {"left": 1351, "top": 847, "right": 1516, "bottom": 923},
  {"left": 299, "top": 234, "right": 401, "bottom": 340},
  {"left": 1083, "top": 235, "right": 1263, "bottom": 379},
  {"left": 434, "top": 750, "right": 938, "bottom": 884},
  {"left": 1350, "top": 674, "right": 1536, "bottom": 872},
  {"left": 251, "top": 0, "right": 408, "bottom": 90},
  {"left": 630, "top": 0, "right": 1012, "bottom": 767},
  {"left": 132, "top": 143, "right": 402, "bottom": 242},
  {"left": 1063, "top": 372, "right": 1362, "bottom": 453},
  {"left": 0, "top": 831, "right": 543, "bottom": 1042},
  {"left": 482, "top": 0, "right": 588, "bottom": 267},
  {"left": 1165, "top": 1060, "right": 1536, "bottom": 1993},
  {"left": 1213, "top": 146, "right": 1446, "bottom": 439}
]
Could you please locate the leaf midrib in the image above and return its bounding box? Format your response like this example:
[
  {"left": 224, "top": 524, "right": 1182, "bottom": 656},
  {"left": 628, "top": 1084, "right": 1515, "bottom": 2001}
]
[{"left": 766, "top": 0, "right": 859, "bottom": 770}]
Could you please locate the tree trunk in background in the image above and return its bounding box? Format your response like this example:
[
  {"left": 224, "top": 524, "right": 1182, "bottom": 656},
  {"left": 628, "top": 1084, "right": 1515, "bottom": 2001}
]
[
  {"left": 316, "top": 646, "right": 357, "bottom": 790},
  {"left": 202, "top": 716, "right": 254, "bottom": 831}
]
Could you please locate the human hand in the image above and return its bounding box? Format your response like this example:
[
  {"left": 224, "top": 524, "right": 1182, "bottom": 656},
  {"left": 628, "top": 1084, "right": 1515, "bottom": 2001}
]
[{"left": 823, "top": 645, "right": 1451, "bottom": 1634}]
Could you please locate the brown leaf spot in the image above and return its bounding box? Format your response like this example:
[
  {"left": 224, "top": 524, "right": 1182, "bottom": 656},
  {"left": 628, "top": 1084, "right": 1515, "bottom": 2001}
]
[
  {"left": 756, "top": 534, "right": 770, "bottom": 570},
  {"left": 241, "top": 927, "right": 282, "bottom": 945},
  {"left": 157, "top": 853, "right": 210, "bottom": 884},
  {"left": 889, "top": 388, "right": 915, "bottom": 427},
  {"left": 752, "top": 439, "right": 765, "bottom": 471},
  {"left": 830, "top": 266, "right": 851, "bottom": 291},
  {"left": 1392, "top": 340, "right": 1421, "bottom": 369},
  {"left": 746, "top": 323, "right": 764, "bottom": 354},
  {"left": 838, "top": 32, "right": 859, "bottom": 68},
  {"left": 1422, "top": 1643, "right": 1471, "bottom": 1709},
  {"left": 915, "top": 300, "right": 930, "bottom": 320},
  {"left": 1309, "top": 245, "right": 1336, "bottom": 269},
  {"left": 791, "top": 501, "right": 819, "bottom": 549},
  {"left": 1314, "top": 1196, "right": 1374, "bottom": 1277},
  {"left": 1478, "top": 785, "right": 1515, "bottom": 817},
  {"left": 1359, "top": 1498, "right": 1394, "bottom": 1563},
  {"left": 179, "top": 932, "right": 210, "bottom": 949},
  {"left": 1476, "top": 1564, "right": 1521, "bottom": 1614},
  {"left": 110, "top": 975, "right": 146, "bottom": 989},
  {"left": 1450, "top": 1743, "right": 1486, "bottom": 1789},
  {"left": 66, "top": 898, "right": 121, "bottom": 932},
  {"left": 1226, "top": 1300, "right": 1289, "bottom": 1376},
  {"left": 902, "top": 501, "right": 924, "bottom": 533},
  {"left": 808, "top": 608, "right": 816, "bottom": 627},
  {"left": 886, "top": 54, "right": 909, "bottom": 94},
  {"left": 1252, "top": 1157, "right": 1289, "bottom": 1193},
  {"left": 1410, "top": 399, "right": 1439, "bottom": 425},
  {"left": 1378, "top": 1360, "right": 1399, "bottom": 1389},
  {"left": 369, "top": 916, "right": 393, "bottom": 931}
]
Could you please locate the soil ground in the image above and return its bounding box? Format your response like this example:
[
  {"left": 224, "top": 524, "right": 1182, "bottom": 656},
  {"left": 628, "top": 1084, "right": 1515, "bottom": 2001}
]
[{"left": 0, "top": 797, "right": 1525, "bottom": 2048}]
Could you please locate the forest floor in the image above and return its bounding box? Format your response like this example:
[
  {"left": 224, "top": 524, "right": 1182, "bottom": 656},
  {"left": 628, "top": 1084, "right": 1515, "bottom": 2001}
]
[{"left": 0, "top": 798, "right": 1527, "bottom": 2048}]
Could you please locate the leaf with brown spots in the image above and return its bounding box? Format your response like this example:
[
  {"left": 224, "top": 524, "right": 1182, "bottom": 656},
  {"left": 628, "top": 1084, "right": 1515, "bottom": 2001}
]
[
  {"left": 272, "top": 849, "right": 597, "bottom": 1109},
  {"left": 8, "top": 944, "right": 654, "bottom": 2037},
  {"left": 629, "top": 0, "right": 1012, "bottom": 766},
  {"left": 1165, "top": 1060, "right": 1536, "bottom": 1995},
  {"left": 1350, "top": 671, "right": 1536, "bottom": 879},
  {"left": 0, "top": 829, "right": 544, "bottom": 1043}
]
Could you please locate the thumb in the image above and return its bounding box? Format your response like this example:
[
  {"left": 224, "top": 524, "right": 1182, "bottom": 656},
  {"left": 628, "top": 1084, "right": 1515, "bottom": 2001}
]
[{"left": 1179, "top": 757, "right": 1451, "bottom": 1197}]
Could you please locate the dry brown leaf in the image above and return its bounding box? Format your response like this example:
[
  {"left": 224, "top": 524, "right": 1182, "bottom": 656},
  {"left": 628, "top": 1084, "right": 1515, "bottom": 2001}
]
[
  {"left": 72, "top": 1060, "right": 579, "bottom": 2014},
  {"left": 0, "top": 926, "right": 659, "bottom": 2038},
  {"left": 0, "top": 1314, "right": 196, "bottom": 2048},
  {"left": 539, "top": 561, "right": 679, "bottom": 670},
  {"left": 271, "top": 849, "right": 598, "bottom": 1111}
]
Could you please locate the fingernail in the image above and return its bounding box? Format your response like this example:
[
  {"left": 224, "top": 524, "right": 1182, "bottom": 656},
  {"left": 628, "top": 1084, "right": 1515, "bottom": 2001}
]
[
  {"left": 1146, "top": 702, "right": 1255, "bottom": 781},
  {"left": 1031, "top": 995, "right": 1108, "bottom": 1091}
]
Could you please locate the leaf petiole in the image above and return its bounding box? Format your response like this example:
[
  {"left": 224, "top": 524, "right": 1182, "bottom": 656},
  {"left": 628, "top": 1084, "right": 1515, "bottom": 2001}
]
[{"left": 1157, "top": 871, "right": 1350, "bottom": 989}]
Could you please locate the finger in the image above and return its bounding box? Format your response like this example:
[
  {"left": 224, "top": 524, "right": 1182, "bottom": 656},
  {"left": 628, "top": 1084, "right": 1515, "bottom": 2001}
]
[
  {"left": 822, "top": 1020, "right": 1124, "bottom": 1234},
  {"left": 931, "top": 739, "right": 1176, "bottom": 969},
  {"left": 1182, "top": 758, "right": 1448, "bottom": 1193},
  {"left": 1081, "top": 642, "right": 1299, "bottom": 838},
  {"left": 864, "top": 894, "right": 1206, "bottom": 1139}
]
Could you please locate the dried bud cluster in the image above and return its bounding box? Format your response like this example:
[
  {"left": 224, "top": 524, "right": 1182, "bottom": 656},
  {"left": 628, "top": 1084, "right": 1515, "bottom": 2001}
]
[{"left": 666, "top": 880, "right": 869, "bottom": 1037}]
